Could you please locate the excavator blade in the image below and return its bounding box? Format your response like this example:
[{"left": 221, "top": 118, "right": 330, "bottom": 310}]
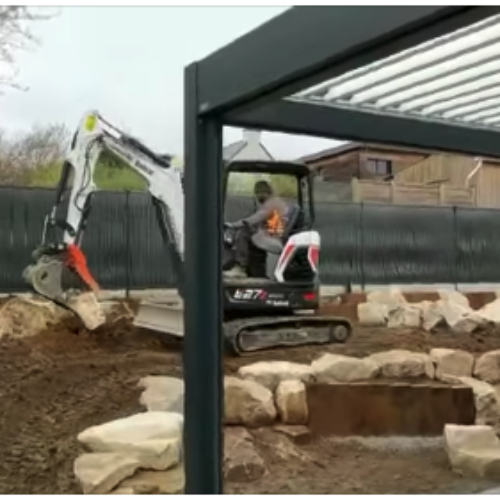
[
  {"left": 133, "top": 300, "right": 185, "bottom": 337},
  {"left": 22, "top": 247, "right": 106, "bottom": 330}
]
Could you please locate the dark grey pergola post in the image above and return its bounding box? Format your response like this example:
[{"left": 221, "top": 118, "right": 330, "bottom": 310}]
[
  {"left": 181, "top": 5, "right": 500, "bottom": 494},
  {"left": 183, "top": 63, "right": 224, "bottom": 494}
]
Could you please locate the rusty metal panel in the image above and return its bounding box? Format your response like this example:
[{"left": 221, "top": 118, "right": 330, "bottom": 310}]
[{"left": 307, "top": 382, "right": 475, "bottom": 437}]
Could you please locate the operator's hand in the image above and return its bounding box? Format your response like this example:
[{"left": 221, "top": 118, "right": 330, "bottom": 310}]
[
  {"left": 231, "top": 220, "right": 246, "bottom": 229},
  {"left": 224, "top": 220, "right": 245, "bottom": 229}
]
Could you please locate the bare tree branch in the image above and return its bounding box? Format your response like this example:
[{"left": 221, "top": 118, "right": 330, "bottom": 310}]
[{"left": 0, "top": 6, "right": 57, "bottom": 92}]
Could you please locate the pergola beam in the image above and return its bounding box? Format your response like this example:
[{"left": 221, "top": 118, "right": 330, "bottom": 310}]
[{"left": 227, "top": 99, "right": 500, "bottom": 158}]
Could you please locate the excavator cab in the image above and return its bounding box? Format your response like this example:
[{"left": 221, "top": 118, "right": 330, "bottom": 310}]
[{"left": 222, "top": 159, "right": 317, "bottom": 277}]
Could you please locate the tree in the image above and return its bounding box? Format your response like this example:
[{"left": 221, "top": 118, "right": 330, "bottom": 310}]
[
  {"left": 0, "top": 6, "right": 55, "bottom": 93},
  {"left": 0, "top": 123, "right": 70, "bottom": 185},
  {"left": 227, "top": 172, "right": 298, "bottom": 199},
  {"left": 20, "top": 131, "right": 150, "bottom": 191},
  {"left": 13, "top": 123, "right": 69, "bottom": 167}
]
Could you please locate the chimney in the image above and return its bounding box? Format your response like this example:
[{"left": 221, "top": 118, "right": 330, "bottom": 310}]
[{"left": 243, "top": 129, "right": 261, "bottom": 145}]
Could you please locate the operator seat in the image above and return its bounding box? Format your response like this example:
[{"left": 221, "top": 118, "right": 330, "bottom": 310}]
[{"left": 281, "top": 203, "right": 302, "bottom": 242}]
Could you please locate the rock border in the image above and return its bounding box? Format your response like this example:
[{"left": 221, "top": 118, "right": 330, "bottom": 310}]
[
  {"left": 135, "top": 348, "right": 500, "bottom": 431},
  {"left": 358, "top": 288, "right": 500, "bottom": 333},
  {"left": 221, "top": 348, "right": 500, "bottom": 430},
  {"left": 74, "top": 347, "right": 500, "bottom": 494}
]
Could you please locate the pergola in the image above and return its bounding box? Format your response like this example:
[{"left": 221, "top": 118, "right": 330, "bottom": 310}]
[{"left": 182, "top": 6, "right": 500, "bottom": 494}]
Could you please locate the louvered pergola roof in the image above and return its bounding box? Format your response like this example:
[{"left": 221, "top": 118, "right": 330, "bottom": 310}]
[{"left": 295, "top": 14, "right": 500, "bottom": 134}]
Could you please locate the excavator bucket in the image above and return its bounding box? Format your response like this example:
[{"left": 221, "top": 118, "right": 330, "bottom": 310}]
[
  {"left": 133, "top": 299, "right": 185, "bottom": 337},
  {"left": 23, "top": 244, "right": 106, "bottom": 330}
]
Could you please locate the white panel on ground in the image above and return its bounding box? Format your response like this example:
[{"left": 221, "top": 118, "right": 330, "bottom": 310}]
[{"left": 133, "top": 301, "right": 184, "bottom": 337}]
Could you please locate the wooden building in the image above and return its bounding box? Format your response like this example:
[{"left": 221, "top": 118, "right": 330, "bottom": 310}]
[{"left": 300, "top": 142, "right": 500, "bottom": 208}]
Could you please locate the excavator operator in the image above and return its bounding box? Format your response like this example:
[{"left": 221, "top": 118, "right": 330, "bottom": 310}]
[{"left": 225, "top": 179, "right": 289, "bottom": 278}]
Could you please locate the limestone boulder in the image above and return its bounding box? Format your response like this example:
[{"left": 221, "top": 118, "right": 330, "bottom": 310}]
[
  {"left": 369, "top": 350, "right": 434, "bottom": 379},
  {"left": 474, "top": 350, "right": 500, "bottom": 385},
  {"left": 238, "top": 361, "right": 313, "bottom": 391},
  {"left": 444, "top": 424, "right": 500, "bottom": 480},
  {"left": 479, "top": 298, "right": 500, "bottom": 324},
  {"left": 357, "top": 302, "right": 387, "bottom": 326},
  {"left": 311, "top": 353, "right": 380, "bottom": 383},
  {"left": 387, "top": 304, "right": 421, "bottom": 329},
  {"left": 366, "top": 288, "right": 406, "bottom": 312},
  {"left": 138, "top": 376, "right": 184, "bottom": 414},
  {"left": 110, "top": 466, "right": 185, "bottom": 494},
  {"left": 224, "top": 427, "right": 267, "bottom": 483},
  {"left": 0, "top": 296, "right": 64, "bottom": 338},
  {"left": 67, "top": 291, "right": 106, "bottom": 330},
  {"left": 438, "top": 289, "right": 470, "bottom": 309},
  {"left": 440, "top": 301, "right": 485, "bottom": 334},
  {"left": 420, "top": 300, "right": 444, "bottom": 331},
  {"left": 77, "top": 412, "right": 183, "bottom": 470},
  {"left": 455, "top": 376, "right": 500, "bottom": 428},
  {"left": 418, "top": 298, "right": 485, "bottom": 334},
  {"left": 275, "top": 380, "right": 308, "bottom": 425},
  {"left": 430, "top": 348, "right": 475, "bottom": 381},
  {"left": 74, "top": 452, "right": 141, "bottom": 494},
  {"left": 451, "top": 312, "right": 487, "bottom": 335},
  {"left": 224, "top": 376, "right": 276, "bottom": 427},
  {"left": 439, "top": 298, "right": 466, "bottom": 329}
]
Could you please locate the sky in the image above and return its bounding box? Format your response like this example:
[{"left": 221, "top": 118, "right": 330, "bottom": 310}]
[{"left": 0, "top": 6, "right": 342, "bottom": 160}]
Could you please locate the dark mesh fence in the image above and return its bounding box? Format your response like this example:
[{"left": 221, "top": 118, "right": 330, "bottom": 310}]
[{"left": 1, "top": 186, "right": 499, "bottom": 292}]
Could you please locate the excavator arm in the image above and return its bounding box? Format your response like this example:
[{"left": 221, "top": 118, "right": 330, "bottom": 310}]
[{"left": 22, "top": 111, "right": 185, "bottom": 329}]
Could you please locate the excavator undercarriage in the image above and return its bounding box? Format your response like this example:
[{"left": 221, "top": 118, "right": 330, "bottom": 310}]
[{"left": 134, "top": 298, "right": 351, "bottom": 356}]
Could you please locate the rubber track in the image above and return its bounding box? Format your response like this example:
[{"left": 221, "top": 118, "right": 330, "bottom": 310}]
[{"left": 223, "top": 315, "right": 352, "bottom": 357}]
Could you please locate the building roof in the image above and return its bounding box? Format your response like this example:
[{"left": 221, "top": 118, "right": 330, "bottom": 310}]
[
  {"left": 298, "top": 142, "right": 442, "bottom": 163},
  {"left": 298, "top": 141, "right": 500, "bottom": 165},
  {"left": 297, "top": 142, "right": 359, "bottom": 163},
  {"left": 223, "top": 140, "right": 246, "bottom": 161},
  {"left": 223, "top": 131, "right": 275, "bottom": 162}
]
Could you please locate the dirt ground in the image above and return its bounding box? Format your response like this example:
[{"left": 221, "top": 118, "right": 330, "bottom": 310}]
[
  {"left": 232, "top": 430, "right": 498, "bottom": 495},
  {"left": 1, "top": 307, "right": 500, "bottom": 494}
]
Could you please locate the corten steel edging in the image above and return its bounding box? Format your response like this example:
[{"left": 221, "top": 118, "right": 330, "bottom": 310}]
[
  {"left": 197, "top": 6, "right": 498, "bottom": 117},
  {"left": 183, "top": 62, "right": 224, "bottom": 494},
  {"left": 307, "top": 382, "right": 475, "bottom": 437},
  {"left": 226, "top": 99, "right": 500, "bottom": 159}
]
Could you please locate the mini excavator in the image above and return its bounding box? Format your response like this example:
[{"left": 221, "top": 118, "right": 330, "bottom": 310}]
[{"left": 22, "top": 111, "right": 351, "bottom": 356}]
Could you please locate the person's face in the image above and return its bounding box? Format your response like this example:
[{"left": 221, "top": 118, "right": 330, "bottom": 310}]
[{"left": 255, "top": 190, "right": 270, "bottom": 204}]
